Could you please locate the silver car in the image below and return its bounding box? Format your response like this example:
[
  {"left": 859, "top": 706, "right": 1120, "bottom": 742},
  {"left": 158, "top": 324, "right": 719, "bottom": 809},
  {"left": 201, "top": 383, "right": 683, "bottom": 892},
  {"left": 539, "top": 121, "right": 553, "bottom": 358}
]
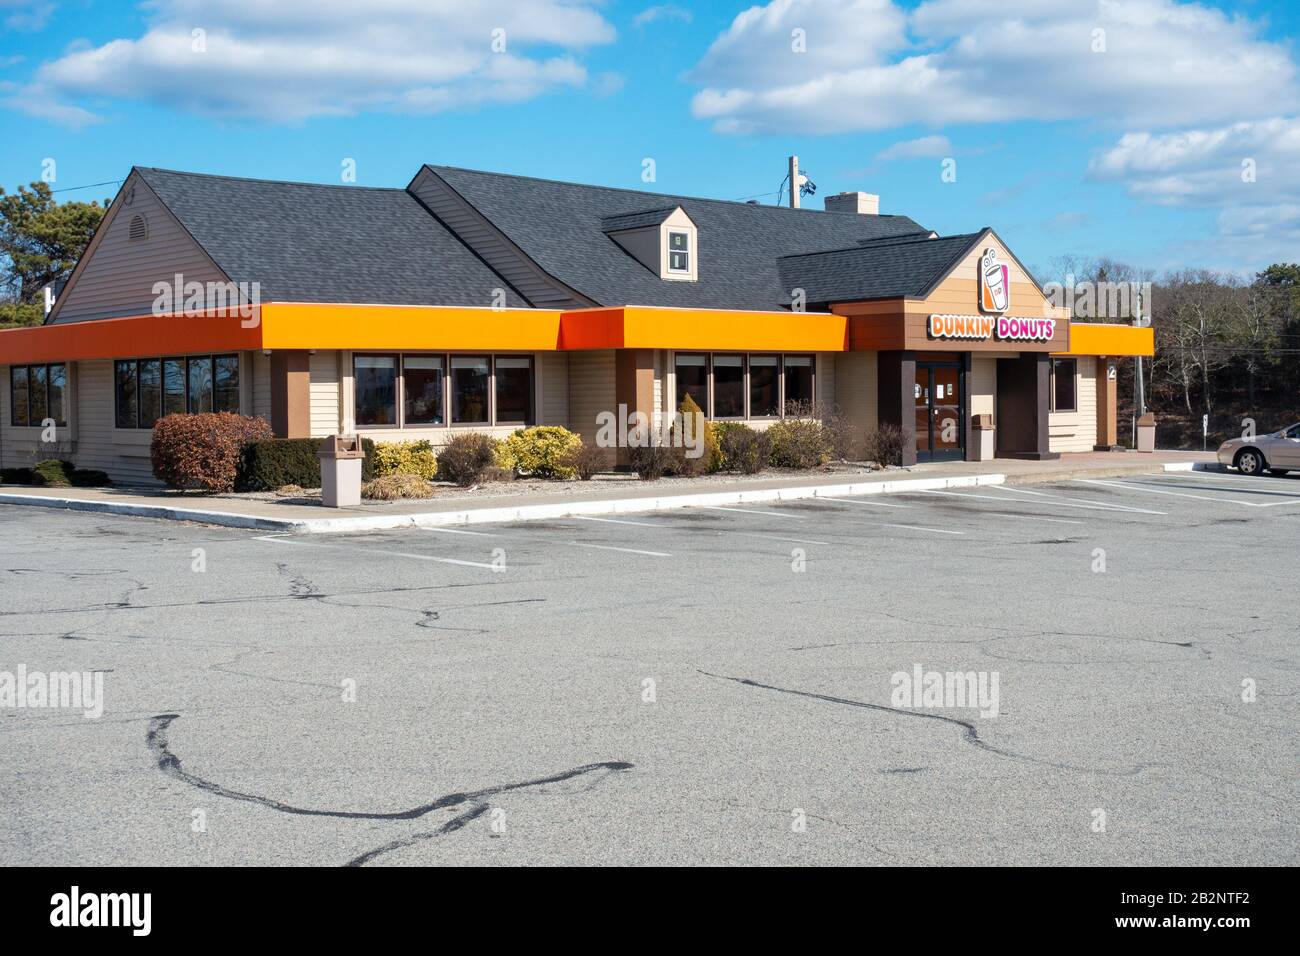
[{"left": 1217, "top": 422, "right": 1300, "bottom": 476}]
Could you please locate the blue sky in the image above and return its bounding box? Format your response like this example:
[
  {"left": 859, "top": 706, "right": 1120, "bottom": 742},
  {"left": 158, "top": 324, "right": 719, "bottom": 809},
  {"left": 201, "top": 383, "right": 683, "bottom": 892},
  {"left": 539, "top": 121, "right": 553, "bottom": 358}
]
[{"left": 2, "top": 0, "right": 1298, "bottom": 279}]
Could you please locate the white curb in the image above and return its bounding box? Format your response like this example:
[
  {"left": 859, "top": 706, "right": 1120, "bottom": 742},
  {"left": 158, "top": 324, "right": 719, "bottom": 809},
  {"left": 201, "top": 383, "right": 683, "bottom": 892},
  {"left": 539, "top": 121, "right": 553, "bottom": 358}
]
[{"left": 1, "top": 472, "right": 1009, "bottom": 534}]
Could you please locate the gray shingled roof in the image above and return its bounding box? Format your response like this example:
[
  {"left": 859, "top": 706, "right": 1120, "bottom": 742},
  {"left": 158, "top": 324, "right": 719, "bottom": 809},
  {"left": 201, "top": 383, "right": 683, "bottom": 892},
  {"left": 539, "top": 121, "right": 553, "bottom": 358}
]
[
  {"left": 601, "top": 206, "right": 680, "bottom": 233},
  {"left": 135, "top": 167, "right": 525, "bottom": 308},
  {"left": 425, "top": 165, "right": 930, "bottom": 311},
  {"left": 778, "top": 232, "right": 985, "bottom": 307}
]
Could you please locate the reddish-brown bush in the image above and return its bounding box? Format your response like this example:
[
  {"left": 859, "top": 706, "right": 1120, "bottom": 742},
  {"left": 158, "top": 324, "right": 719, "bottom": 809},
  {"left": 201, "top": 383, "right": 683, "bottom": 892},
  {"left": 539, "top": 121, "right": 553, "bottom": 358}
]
[{"left": 151, "top": 413, "right": 273, "bottom": 492}]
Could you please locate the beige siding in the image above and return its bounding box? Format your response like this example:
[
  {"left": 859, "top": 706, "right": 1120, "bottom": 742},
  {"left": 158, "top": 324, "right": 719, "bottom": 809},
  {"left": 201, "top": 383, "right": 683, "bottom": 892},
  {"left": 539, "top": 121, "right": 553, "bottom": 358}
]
[
  {"left": 833, "top": 351, "right": 877, "bottom": 458},
  {"left": 52, "top": 175, "right": 228, "bottom": 324},
  {"left": 253, "top": 351, "right": 272, "bottom": 421},
  {"left": 971, "top": 356, "right": 997, "bottom": 417},
  {"left": 539, "top": 351, "right": 569, "bottom": 426},
  {"left": 567, "top": 350, "right": 616, "bottom": 461},
  {"left": 309, "top": 350, "right": 341, "bottom": 436},
  {"left": 1049, "top": 356, "right": 1098, "bottom": 452},
  {"left": 408, "top": 169, "right": 586, "bottom": 309},
  {"left": 815, "top": 351, "right": 836, "bottom": 411}
]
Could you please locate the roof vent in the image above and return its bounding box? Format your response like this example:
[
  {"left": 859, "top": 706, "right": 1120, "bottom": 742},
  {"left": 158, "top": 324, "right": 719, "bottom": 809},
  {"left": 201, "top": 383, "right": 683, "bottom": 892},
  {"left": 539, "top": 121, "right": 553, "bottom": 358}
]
[
  {"left": 128, "top": 214, "right": 148, "bottom": 241},
  {"left": 824, "top": 191, "right": 879, "bottom": 216}
]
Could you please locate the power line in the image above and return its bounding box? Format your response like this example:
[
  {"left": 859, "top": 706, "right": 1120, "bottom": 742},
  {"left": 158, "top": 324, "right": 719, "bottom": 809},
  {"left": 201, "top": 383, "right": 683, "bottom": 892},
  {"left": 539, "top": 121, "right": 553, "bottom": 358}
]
[{"left": 48, "top": 179, "right": 122, "bottom": 194}]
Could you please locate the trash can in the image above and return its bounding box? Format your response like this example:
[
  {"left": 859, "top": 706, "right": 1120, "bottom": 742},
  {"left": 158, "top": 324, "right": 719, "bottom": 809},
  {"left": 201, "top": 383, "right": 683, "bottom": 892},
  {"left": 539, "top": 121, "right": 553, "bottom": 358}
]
[
  {"left": 972, "top": 413, "right": 995, "bottom": 461},
  {"left": 318, "top": 434, "right": 365, "bottom": 507},
  {"left": 1135, "top": 413, "right": 1156, "bottom": 453}
]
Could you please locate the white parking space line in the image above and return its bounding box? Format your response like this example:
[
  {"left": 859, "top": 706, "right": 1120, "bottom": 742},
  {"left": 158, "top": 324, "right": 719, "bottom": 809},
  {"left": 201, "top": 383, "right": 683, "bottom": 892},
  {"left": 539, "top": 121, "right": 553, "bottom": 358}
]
[
  {"left": 814, "top": 496, "right": 912, "bottom": 509},
  {"left": 573, "top": 516, "right": 663, "bottom": 528},
  {"left": 256, "top": 535, "right": 499, "bottom": 569},
  {"left": 877, "top": 523, "right": 964, "bottom": 536},
  {"left": 1139, "top": 472, "right": 1300, "bottom": 497},
  {"left": 1075, "top": 478, "right": 1300, "bottom": 508},
  {"left": 562, "top": 541, "right": 672, "bottom": 557},
  {"left": 915, "top": 490, "right": 1085, "bottom": 525},
  {"left": 724, "top": 530, "right": 832, "bottom": 546},
  {"left": 989, "top": 484, "right": 1167, "bottom": 515},
  {"left": 701, "top": 506, "right": 803, "bottom": 519},
  {"left": 419, "top": 526, "right": 499, "bottom": 536}
]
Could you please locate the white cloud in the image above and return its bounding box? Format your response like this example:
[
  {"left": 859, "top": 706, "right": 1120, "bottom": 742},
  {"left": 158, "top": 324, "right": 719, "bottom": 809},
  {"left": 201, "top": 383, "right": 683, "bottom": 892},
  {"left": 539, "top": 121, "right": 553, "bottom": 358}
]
[
  {"left": 19, "top": 0, "right": 616, "bottom": 124},
  {"left": 689, "top": 0, "right": 1300, "bottom": 135},
  {"left": 2, "top": 1, "right": 54, "bottom": 31},
  {"left": 874, "top": 134, "right": 952, "bottom": 161},
  {"left": 633, "top": 5, "right": 693, "bottom": 28},
  {"left": 1089, "top": 117, "right": 1300, "bottom": 268}
]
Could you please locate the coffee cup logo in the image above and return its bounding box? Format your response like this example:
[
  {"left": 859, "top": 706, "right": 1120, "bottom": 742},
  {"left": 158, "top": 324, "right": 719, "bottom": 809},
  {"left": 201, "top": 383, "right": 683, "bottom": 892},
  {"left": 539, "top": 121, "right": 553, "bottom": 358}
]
[{"left": 979, "top": 248, "right": 1009, "bottom": 314}]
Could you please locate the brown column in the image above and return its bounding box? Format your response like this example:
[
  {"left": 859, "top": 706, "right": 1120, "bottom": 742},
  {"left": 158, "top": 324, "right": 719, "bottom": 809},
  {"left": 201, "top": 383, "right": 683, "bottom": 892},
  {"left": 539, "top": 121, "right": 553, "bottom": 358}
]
[
  {"left": 995, "top": 352, "right": 1058, "bottom": 460},
  {"left": 961, "top": 352, "right": 975, "bottom": 462},
  {"left": 877, "top": 350, "right": 917, "bottom": 466},
  {"left": 614, "top": 348, "right": 656, "bottom": 465},
  {"left": 1094, "top": 356, "right": 1120, "bottom": 450},
  {"left": 270, "top": 350, "right": 312, "bottom": 439}
]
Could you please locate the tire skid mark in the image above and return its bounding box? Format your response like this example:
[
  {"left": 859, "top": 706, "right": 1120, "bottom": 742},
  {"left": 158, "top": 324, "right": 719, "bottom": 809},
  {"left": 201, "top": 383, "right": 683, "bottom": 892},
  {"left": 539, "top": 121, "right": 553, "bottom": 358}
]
[
  {"left": 146, "top": 714, "right": 633, "bottom": 864},
  {"left": 697, "top": 670, "right": 1159, "bottom": 778}
]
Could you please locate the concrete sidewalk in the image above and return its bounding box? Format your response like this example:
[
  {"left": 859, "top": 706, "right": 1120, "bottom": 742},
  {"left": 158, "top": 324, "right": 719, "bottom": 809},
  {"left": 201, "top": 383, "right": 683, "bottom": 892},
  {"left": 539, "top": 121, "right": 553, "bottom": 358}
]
[{"left": 0, "top": 450, "right": 1217, "bottom": 533}]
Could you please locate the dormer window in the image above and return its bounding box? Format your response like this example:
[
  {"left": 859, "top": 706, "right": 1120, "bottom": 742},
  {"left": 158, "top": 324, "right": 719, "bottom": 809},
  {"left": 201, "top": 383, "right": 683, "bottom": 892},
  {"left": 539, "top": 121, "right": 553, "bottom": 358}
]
[
  {"left": 668, "top": 231, "right": 691, "bottom": 273},
  {"left": 602, "top": 205, "right": 698, "bottom": 282}
]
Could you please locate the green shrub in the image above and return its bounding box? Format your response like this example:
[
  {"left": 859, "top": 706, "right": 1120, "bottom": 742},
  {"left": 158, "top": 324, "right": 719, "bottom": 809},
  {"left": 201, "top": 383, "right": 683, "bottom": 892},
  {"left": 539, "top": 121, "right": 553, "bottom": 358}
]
[
  {"left": 784, "top": 399, "right": 852, "bottom": 460},
  {"left": 152, "top": 413, "right": 274, "bottom": 492},
  {"left": 361, "top": 474, "right": 436, "bottom": 500},
  {"left": 718, "top": 425, "right": 771, "bottom": 474},
  {"left": 436, "top": 433, "right": 500, "bottom": 486},
  {"left": 372, "top": 440, "right": 438, "bottom": 480},
  {"left": 499, "top": 426, "right": 583, "bottom": 478},
  {"left": 629, "top": 443, "right": 674, "bottom": 480},
  {"left": 0, "top": 467, "right": 35, "bottom": 485},
  {"left": 31, "top": 460, "right": 71, "bottom": 487},
  {"left": 236, "top": 437, "right": 377, "bottom": 492},
  {"left": 669, "top": 394, "right": 720, "bottom": 477},
  {"left": 561, "top": 441, "right": 605, "bottom": 481},
  {"left": 767, "top": 418, "right": 834, "bottom": 469}
]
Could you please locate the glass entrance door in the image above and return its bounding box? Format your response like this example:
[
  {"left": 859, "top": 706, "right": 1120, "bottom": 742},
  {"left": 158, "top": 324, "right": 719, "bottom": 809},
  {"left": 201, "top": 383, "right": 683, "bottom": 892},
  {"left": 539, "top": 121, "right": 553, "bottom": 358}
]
[{"left": 914, "top": 362, "right": 965, "bottom": 462}]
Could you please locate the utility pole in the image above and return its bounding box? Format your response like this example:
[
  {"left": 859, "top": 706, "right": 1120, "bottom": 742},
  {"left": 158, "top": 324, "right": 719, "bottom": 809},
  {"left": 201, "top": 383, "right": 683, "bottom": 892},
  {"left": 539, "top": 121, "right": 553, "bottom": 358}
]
[{"left": 788, "top": 155, "right": 800, "bottom": 209}]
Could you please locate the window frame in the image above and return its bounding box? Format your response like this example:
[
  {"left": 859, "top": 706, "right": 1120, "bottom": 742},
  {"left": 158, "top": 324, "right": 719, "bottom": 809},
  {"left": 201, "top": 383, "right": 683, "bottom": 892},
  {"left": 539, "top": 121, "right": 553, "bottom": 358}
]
[
  {"left": 1050, "top": 357, "right": 1078, "bottom": 413},
  {"left": 113, "top": 353, "right": 239, "bottom": 429},
  {"left": 352, "top": 352, "right": 536, "bottom": 430},
  {"left": 666, "top": 230, "right": 691, "bottom": 274},
  {"left": 672, "top": 352, "right": 816, "bottom": 422},
  {"left": 9, "top": 363, "right": 68, "bottom": 429}
]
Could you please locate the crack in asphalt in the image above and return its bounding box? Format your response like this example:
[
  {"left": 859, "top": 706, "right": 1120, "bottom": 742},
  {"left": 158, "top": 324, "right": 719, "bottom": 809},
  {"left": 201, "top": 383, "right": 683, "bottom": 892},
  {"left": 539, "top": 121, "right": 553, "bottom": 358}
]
[
  {"left": 145, "top": 714, "right": 633, "bottom": 865},
  {"left": 696, "top": 670, "right": 1160, "bottom": 778}
]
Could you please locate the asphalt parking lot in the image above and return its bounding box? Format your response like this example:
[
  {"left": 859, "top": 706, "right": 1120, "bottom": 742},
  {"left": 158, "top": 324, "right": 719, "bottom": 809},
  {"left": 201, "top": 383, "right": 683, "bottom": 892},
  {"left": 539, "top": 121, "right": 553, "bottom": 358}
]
[{"left": 1, "top": 468, "right": 1296, "bottom": 866}]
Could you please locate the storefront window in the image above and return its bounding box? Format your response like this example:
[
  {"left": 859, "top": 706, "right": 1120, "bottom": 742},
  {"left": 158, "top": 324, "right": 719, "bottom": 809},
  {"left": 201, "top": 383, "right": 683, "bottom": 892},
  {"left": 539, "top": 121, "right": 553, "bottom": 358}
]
[
  {"left": 163, "top": 359, "right": 187, "bottom": 415},
  {"left": 138, "top": 359, "right": 162, "bottom": 428},
  {"left": 784, "top": 355, "right": 814, "bottom": 411},
  {"left": 451, "top": 356, "right": 490, "bottom": 424},
  {"left": 29, "top": 365, "right": 48, "bottom": 425},
  {"left": 9, "top": 366, "right": 29, "bottom": 427},
  {"left": 494, "top": 356, "right": 532, "bottom": 425},
  {"left": 749, "top": 355, "right": 780, "bottom": 417},
  {"left": 47, "top": 364, "right": 66, "bottom": 426},
  {"left": 674, "top": 353, "right": 708, "bottom": 410},
  {"left": 214, "top": 355, "right": 240, "bottom": 413},
  {"left": 1051, "top": 358, "right": 1077, "bottom": 412},
  {"left": 403, "top": 356, "right": 444, "bottom": 425},
  {"left": 713, "top": 355, "right": 744, "bottom": 418},
  {"left": 355, "top": 355, "right": 398, "bottom": 426},
  {"left": 187, "top": 357, "right": 214, "bottom": 413},
  {"left": 115, "top": 361, "right": 137, "bottom": 429}
]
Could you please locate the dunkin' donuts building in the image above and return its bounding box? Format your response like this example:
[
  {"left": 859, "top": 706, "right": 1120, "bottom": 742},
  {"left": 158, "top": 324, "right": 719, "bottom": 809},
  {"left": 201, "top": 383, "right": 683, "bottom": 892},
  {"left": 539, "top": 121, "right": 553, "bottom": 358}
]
[{"left": 0, "top": 164, "right": 1152, "bottom": 482}]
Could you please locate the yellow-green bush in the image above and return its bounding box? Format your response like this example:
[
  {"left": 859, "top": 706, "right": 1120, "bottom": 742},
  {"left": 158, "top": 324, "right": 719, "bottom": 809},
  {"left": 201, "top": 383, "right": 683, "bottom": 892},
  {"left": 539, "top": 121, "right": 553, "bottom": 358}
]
[
  {"left": 371, "top": 440, "right": 438, "bottom": 480},
  {"left": 500, "top": 426, "right": 583, "bottom": 478},
  {"left": 670, "top": 393, "right": 722, "bottom": 475}
]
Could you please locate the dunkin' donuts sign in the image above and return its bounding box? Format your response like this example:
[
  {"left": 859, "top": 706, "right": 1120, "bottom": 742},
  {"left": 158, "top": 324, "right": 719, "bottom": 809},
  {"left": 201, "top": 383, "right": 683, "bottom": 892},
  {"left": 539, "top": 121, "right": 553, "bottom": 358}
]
[
  {"left": 927, "top": 247, "right": 1056, "bottom": 342},
  {"left": 928, "top": 313, "right": 1057, "bottom": 342}
]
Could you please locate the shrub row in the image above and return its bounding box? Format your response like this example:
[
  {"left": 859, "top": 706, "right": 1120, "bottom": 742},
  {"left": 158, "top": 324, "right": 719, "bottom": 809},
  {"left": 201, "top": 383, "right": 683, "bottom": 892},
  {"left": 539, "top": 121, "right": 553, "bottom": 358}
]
[
  {"left": 371, "top": 440, "right": 438, "bottom": 480},
  {"left": 237, "top": 436, "right": 378, "bottom": 491},
  {"left": 151, "top": 413, "right": 274, "bottom": 492},
  {"left": 1, "top": 460, "right": 111, "bottom": 487}
]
